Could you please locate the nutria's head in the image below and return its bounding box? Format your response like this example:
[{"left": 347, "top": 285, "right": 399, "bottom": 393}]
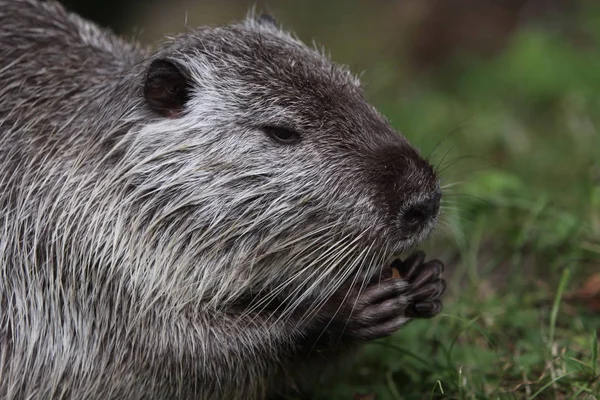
[{"left": 109, "top": 14, "right": 441, "bottom": 313}]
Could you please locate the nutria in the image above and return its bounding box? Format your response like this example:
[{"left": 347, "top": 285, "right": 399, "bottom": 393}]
[{"left": 0, "top": 1, "right": 446, "bottom": 399}]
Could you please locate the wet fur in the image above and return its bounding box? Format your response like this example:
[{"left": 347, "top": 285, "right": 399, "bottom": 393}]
[{"left": 0, "top": 1, "right": 442, "bottom": 399}]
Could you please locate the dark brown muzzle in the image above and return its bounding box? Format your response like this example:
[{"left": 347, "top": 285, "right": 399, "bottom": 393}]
[{"left": 369, "top": 142, "right": 441, "bottom": 238}]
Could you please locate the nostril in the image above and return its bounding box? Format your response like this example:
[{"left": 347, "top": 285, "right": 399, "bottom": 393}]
[
  {"left": 401, "top": 192, "right": 441, "bottom": 230},
  {"left": 403, "top": 206, "right": 427, "bottom": 227}
]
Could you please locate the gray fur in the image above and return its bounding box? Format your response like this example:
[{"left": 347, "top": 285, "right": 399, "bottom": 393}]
[{"left": 0, "top": 1, "right": 441, "bottom": 399}]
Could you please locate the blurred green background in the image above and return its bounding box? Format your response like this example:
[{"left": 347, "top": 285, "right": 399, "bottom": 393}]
[{"left": 64, "top": 0, "right": 600, "bottom": 398}]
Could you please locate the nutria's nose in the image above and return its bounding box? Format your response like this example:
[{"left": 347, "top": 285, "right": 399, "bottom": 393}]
[
  {"left": 368, "top": 141, "right": 441, "bottom": 236},
  {"left": 401, "top": 189, "right": 441, "bottom": 233}
]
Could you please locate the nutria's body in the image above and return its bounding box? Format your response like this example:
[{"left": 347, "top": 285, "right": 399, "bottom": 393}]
[{"left": 0, "top": 1, "right": 445, "bottom": 399}]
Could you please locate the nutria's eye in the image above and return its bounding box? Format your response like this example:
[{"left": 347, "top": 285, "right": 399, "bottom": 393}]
[{"left": 262, "top": 126, "right": 302, "bottom": 145}]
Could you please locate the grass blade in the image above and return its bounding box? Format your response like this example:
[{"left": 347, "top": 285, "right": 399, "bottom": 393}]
[
  {"left": 548, "top": 268, "right": 571, "bottom": 346},
  {"left": 592, "top": 330, "right": 598, "bottom": 378}
]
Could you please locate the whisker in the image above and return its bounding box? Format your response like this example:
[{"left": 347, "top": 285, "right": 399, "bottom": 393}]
[
  {"left": 303, "top": 240, "right": 372, "bottom": 348},
  {"left": 297, "top": 240, "right": 367, "bottom": 327},
  {"left": 278, "top": 229, "right": 370, "bottom": 323},
  {"left": 247, "top": 228, "right": 358, "bottom": 327}
]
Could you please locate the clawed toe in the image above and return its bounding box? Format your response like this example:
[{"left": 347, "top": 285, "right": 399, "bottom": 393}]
[
  {"left": 410, "top": 279, "right": 446, "bottom": 302},
  {"left": 393, "top": 252, "right": 446, "bottom": 320},
  {"left": 405, "top": 300, "right": 443, "bottom": 318}
]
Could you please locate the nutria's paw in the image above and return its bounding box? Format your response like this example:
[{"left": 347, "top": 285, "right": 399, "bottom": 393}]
[
  {"left": 391, "top": 251, "right": 446, "bottom": 319},
  {"left": 321, "top": 252, "right": 445, "bottom": 342},
  {"left": 340, "top": 278, "right": 413, "bottom": 341}
]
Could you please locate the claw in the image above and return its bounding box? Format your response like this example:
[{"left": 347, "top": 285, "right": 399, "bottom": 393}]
[
  {"left": 405, "top": 300, "right": 443, "bottom": 318},
  {"left": 409, "top": 280, "right": 446, "bottom": 301}
]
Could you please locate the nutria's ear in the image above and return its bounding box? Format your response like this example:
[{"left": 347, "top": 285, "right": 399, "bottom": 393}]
[
  {"left": 257, "top": 14, "right": 278, "bottom": 28},
  {"left": 144, "top": 59, "right": 191, "bottom": 118}
]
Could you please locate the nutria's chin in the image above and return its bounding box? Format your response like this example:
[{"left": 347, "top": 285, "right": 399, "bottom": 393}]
[{"left": 0, "top": 1, "right": 444, "bottom": 399}]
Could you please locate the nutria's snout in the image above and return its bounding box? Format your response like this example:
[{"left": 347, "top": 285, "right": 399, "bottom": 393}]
[{"left": 370, "top": 142, "right": 441, "bottom": 239}]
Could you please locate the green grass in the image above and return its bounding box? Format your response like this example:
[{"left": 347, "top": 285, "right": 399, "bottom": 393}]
[{"left": 304, "top": 4, "right": 600, "bottom": 400}]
